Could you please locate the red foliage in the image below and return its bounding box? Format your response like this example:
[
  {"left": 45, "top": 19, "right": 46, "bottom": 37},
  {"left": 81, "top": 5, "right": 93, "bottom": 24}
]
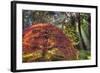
[{"left": 23, "top": 23, "right": 79, "bottom": 60}]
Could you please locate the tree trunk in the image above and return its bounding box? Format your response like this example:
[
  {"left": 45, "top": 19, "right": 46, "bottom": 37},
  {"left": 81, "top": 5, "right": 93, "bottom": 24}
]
[{"left": 76, "top": 13, "right": 87, "bottom": 50}]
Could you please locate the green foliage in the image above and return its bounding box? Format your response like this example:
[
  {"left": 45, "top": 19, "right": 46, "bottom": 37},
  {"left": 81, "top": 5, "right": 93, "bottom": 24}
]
[
  {"left": 63, "top": 24, "right": 79, "bottom": 45},
  {"left": 79, "top": 50, "right": 91, "bottom": 60}
]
